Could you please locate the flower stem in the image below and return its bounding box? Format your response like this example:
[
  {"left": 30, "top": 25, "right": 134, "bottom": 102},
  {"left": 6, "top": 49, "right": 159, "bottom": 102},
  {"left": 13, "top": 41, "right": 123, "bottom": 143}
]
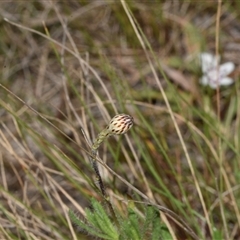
[{"left": 89, "top": 114, "right": 133, "bottom": 224}]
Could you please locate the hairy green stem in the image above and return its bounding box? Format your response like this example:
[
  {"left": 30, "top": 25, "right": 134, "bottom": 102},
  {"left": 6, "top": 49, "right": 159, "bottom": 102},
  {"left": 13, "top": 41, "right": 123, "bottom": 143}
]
[{"left": 89, "top": 114, "right": 133, "bottom": 224}]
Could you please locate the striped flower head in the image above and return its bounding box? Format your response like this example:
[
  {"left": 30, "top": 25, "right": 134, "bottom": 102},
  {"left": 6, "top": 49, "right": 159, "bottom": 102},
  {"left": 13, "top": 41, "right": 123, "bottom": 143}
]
[{"left": 107, "top": 114, "right": 133, "bottom": 135}]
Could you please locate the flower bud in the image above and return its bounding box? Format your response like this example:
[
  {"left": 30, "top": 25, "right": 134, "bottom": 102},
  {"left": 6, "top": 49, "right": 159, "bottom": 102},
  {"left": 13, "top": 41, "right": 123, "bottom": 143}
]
[
  {"left": 92, "top": 114, "right": 133, "bottom": 151},
  {"left": 106, "top": 114, "right": 133, "bottom": 135}
]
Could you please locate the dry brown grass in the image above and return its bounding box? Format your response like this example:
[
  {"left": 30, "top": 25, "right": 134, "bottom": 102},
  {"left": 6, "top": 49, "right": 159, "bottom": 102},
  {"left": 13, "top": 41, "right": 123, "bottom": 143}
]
[{"left": 1, "top": 1, "right": 240, "bottom": 239}]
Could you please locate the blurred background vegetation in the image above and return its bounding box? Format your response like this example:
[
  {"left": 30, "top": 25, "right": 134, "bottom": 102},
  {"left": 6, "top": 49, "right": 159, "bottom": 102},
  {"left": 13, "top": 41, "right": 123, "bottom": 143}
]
[{"left": 1, "top": 1, "right": 240, "bottom": 239}]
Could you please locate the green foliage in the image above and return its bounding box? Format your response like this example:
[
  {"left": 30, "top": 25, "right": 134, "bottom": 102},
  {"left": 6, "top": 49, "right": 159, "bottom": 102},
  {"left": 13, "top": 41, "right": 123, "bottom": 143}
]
[
  {"left": 69, "top": 199, "right": 172, "bottom": 240},
  {"left": 212, "top": 227, "right": 223, "bottom": 240},
  {"left": 70, "top": 199, "right": 119, "bottom": 239}
]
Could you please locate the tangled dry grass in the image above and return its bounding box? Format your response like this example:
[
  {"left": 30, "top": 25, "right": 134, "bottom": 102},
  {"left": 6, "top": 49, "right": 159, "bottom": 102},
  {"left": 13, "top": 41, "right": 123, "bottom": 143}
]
[{"left": 1, "top": 1, "right": 240, "bottom": 239}]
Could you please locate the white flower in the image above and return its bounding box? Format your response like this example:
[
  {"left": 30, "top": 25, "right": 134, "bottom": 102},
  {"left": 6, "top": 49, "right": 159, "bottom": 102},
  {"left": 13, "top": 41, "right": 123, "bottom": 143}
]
[{"left": 199, "top": 52, "right": 235, "bottom": 89}]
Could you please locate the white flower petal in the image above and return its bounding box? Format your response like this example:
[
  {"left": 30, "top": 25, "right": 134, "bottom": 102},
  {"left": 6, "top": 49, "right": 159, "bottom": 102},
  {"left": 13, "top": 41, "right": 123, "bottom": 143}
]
[
  {"left": 199, "top": 76, "right": 210, "bottom": 86},
  {"left": 217, "top": 77, "right": 234, "bottom": 86},
  {"left": 206, "top": 68, "right": 218, "bottom": 79},
  {"left": 208, "top": 77, "right": 234, "bottom": 89},
  {"left": 203, "top": 63, "right": 234, "bottom": 81},
  {"left": 200, "top": 52, "right": 219, "bottom": 73},
  {"left": 219, "top": 62, "right": 235, "bottom": 76}
]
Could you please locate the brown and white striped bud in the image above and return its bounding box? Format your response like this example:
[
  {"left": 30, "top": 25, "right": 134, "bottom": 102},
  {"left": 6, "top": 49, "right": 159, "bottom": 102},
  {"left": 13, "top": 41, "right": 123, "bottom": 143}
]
[
  {"left": 92, "top": 113, "right": 133, "bottom": 151},
  {"left": 106, "top": 114, "right": 133, "bottom": 135}
]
